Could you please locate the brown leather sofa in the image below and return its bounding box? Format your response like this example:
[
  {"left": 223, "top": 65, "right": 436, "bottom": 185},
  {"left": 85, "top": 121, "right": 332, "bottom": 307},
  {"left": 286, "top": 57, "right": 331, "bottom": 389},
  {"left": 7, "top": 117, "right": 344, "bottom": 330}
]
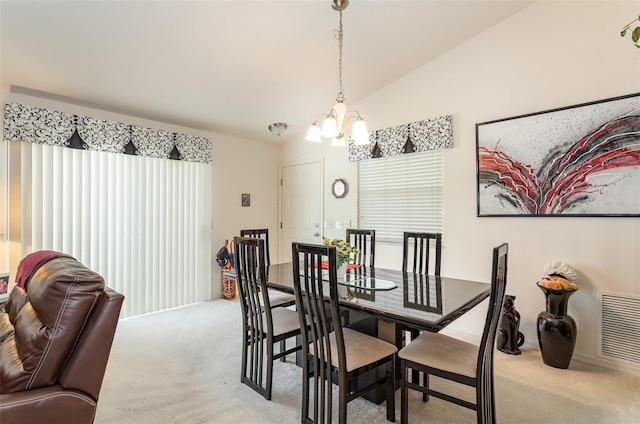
[{"left": 0, "top": 255, "right": 124, "bottom": 424}]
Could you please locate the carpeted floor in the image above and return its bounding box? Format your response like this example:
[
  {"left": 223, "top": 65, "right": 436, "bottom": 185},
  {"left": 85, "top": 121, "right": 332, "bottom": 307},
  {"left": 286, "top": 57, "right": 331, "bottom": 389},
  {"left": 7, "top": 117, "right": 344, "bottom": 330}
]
[{"left": 95, "top": 300, "right": 640, "bottom": 424}]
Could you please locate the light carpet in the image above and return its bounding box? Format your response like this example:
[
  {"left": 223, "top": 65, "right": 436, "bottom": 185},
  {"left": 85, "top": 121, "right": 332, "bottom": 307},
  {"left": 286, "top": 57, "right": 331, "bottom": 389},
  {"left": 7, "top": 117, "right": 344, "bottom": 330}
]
[{"left": 95, "top": 300, "right": 640, "bottom": 423}]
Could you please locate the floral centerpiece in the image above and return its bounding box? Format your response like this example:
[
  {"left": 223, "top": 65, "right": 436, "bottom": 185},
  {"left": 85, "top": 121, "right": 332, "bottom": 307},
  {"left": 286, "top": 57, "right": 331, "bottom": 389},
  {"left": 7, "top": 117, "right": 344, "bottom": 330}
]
[{"left": 323, "top": 237, "right": 359, "bottom": 268}]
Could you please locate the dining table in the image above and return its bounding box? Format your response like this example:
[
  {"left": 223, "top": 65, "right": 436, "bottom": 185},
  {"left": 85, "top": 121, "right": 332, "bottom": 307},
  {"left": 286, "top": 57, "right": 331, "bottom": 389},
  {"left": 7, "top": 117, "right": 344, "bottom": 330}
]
[{"left": 247, "top": 262, "right": 491, "bottom": 333}]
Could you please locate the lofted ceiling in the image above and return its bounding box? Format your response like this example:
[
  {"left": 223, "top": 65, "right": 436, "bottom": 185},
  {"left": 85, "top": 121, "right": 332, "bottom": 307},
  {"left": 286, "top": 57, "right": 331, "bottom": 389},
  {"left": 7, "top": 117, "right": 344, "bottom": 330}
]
[{"left": 1, "top": 0, "right": 533, "bottom": 144}]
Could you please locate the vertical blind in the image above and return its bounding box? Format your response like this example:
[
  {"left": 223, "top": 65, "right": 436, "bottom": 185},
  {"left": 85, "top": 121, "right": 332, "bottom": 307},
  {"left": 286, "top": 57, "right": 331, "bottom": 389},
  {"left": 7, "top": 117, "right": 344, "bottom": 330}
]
[
  {"left": 10, "top": 141, "right": 211, "bottom": 318},
  {"left": 358, "top": 150, "right": 444, "bottom": 242}
]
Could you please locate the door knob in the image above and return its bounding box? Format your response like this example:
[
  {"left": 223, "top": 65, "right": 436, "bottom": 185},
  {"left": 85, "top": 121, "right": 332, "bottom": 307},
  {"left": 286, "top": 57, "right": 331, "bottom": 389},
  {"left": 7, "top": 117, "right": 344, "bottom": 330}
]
[{"left": 313, "top": 232, "right": 320, "bottom": 237}]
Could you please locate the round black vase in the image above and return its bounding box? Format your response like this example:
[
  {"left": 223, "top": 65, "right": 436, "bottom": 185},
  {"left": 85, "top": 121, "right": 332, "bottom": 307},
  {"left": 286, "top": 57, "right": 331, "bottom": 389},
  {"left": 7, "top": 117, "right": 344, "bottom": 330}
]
[{"left": 536, "top": 286, "right": 577, "bottom": 369}]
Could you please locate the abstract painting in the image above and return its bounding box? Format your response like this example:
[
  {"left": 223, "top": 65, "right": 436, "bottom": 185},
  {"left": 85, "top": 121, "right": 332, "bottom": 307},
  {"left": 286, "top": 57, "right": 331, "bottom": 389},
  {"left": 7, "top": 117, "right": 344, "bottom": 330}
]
[{"left": 476, "top": 93, "right": 640, "bottom": 216}]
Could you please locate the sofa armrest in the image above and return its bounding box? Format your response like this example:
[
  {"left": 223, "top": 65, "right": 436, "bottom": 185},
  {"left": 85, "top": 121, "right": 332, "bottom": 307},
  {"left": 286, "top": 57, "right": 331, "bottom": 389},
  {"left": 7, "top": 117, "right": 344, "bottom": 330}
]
[{"left": 0, "top": 385, "right": 96, "bottom": 424}]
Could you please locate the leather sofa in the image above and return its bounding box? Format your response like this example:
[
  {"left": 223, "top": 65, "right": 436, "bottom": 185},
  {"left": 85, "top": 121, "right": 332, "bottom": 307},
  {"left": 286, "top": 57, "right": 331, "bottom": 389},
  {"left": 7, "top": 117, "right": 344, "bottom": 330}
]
[{"left": 0, "top": 254, "right": 124, "bottom": 424}]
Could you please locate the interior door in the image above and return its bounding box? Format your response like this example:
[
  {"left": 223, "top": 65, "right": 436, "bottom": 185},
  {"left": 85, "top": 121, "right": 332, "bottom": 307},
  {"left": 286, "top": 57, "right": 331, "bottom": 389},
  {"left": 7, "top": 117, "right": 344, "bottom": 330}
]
[{"left": 279, "top": 161, "right": 322, "bottom": 263}]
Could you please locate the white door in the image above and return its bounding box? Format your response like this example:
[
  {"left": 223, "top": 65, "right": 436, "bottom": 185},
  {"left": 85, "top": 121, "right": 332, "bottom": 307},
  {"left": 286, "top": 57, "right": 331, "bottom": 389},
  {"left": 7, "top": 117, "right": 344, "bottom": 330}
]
[{"left": 279, "top": 161, "right": 323, "bottom": 263}]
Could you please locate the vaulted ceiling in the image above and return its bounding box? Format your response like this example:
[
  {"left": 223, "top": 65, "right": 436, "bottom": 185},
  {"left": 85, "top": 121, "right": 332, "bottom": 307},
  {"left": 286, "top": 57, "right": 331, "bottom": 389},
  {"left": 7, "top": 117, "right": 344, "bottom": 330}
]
[{"left": 1, "top": 1, "right": 533, "bottom": 144}]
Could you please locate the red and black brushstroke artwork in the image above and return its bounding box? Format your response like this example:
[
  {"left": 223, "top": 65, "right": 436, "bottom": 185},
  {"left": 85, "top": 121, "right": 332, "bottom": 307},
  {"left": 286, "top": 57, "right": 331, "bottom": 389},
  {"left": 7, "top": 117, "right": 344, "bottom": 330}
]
[{"left": 478, "top": 111, "right": 640, "bottom": 215}]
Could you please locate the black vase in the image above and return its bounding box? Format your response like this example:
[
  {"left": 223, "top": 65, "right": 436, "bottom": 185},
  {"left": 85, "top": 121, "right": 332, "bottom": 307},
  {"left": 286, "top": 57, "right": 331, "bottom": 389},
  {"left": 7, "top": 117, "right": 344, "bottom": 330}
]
[{"left": 536, "top": 286, "right": 577, "bottom": 369}]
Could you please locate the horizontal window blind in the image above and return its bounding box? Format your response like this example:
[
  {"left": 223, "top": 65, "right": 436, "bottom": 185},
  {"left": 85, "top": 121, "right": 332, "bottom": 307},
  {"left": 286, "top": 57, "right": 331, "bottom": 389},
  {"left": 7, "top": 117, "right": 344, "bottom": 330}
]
[
  {"left": 9, "top": 141, "right": 211, "bottom": 318},
  {"left": 358, "top": 151, "right": 444, "bottom": 242}
]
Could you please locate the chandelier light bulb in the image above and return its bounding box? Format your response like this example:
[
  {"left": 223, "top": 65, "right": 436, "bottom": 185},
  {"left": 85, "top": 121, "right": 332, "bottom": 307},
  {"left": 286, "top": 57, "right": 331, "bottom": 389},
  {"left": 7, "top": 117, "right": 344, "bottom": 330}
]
[
  {"left": 305, "top": 125, "right": 322, "bottom": 142},
  {"left": 351, "top": 119, "right": 370, "bottom": 145},
  {"left": 331, "top": 136, "right": 346, "bottom": 147},
  {"left": 321, "top": 116, "right": 338, "bottom": 138}
]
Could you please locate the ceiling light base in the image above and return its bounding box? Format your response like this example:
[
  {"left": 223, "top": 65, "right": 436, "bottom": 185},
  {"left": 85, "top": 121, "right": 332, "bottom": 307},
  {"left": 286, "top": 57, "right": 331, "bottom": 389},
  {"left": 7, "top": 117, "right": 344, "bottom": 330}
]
[
  {"left": 331, "top": 0, "right": 349, "bottom": 12},
  {"left": 268, "top": 122, "right": 288, "bottom": 136}
]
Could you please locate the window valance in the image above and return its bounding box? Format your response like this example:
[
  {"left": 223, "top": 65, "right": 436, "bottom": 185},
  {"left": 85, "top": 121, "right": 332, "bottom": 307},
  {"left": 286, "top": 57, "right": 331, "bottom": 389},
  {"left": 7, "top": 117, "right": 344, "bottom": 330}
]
[
  {"left": 3, "top": 102, "right": 212, "bottom": 164},
  {"left": 348, "top": 115, "right": 453, "bottom": 162}
]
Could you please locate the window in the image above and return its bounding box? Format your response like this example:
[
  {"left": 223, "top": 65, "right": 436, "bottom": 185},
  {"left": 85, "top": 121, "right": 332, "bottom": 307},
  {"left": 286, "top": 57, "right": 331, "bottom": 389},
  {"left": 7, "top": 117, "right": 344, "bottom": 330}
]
[{"left": 358, "top": 150, "right": 444, "bottom": 242}]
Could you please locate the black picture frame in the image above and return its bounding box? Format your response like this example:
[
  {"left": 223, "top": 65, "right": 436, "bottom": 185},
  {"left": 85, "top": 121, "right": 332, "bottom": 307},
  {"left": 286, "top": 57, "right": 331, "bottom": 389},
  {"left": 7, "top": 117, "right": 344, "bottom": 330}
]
[
  {"left": 241, "top": 193, "right": 250, "bottom": 207},
  {"left": 476, "top": 93, "right": 640, "bottom": 217},
  {"left": 0, "top": 273, "right": 9, "bottom": 303}
]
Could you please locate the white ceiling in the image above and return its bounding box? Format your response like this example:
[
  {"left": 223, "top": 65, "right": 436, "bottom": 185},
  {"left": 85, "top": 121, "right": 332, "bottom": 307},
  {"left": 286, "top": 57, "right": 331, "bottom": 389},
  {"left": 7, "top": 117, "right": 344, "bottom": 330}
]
[{"left": 1, "top": 1, "right": 533, "bottom": 144}]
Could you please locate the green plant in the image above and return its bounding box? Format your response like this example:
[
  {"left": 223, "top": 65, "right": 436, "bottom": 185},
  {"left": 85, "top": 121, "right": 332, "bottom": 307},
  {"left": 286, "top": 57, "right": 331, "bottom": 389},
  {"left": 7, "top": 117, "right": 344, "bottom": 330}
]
[
  {"left": 323, "top": 237, "right": 359, "bottom": 268},
  {"left": 620, "top": 15, "right": 640, "bottom": 48}
]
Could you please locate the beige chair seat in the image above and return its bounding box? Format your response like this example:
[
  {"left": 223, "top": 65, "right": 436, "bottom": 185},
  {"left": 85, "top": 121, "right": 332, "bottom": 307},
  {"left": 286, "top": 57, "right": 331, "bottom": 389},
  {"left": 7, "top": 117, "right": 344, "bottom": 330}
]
[
  {"left": 268, "top": 307, "right": 301, "bottom": 337},
  {"left": 323, "top": 327, "right": 397, "bottom": 372},
  {"left": 398, "top": 331, "right": 478, "bottom": 379},
  {"left": 266, "top": 289, "right": 295, "bottom": 308}
]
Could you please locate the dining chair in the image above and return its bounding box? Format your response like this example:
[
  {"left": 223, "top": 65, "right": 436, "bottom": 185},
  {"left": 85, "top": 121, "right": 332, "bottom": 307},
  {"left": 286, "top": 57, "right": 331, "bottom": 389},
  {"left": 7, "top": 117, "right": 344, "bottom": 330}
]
[
  {"left": 345, "top": 228, "right": 375, "bottom": 267},
  {"left": 292, "top": 242, "right": 397, "bottom": 424},
  {"left": 402, "top": 232, "right": 442, "bottom": 275},
  {"left": 235, "top": 236, "right": 303, "bottom": 400},
  {"left": 399, "top": 232, "right": 444, "bottom": 377},
  {"left": 240, "top": 228, "right": 296, "bottom": 308},
  {"left": 398, "top": 243, "right": 509, "bottom": 424}
]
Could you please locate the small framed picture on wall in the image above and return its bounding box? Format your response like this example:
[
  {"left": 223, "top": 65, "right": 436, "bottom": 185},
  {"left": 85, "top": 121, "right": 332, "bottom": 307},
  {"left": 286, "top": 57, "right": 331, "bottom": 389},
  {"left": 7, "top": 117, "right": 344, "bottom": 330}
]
[
  {"left": 0, "top": 273, "right": 9, "bottom": 306},
  {"left": 242, "top": 193, "right": 251, "bottom": 207}
]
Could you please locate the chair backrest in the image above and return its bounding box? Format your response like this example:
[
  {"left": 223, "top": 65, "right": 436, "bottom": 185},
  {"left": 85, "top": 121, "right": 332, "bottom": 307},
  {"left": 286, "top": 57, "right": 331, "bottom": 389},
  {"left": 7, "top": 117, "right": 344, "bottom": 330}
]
[
  {"left": 346, "top": 228, "right": 375, "bottom": 267},
  {"left": 476, "top": 243, "right": 508, "bottom": 420},
  {"left": 240, "top": 228, "right": 270, "bottom": 266},
  {"left": 291, "top": 242, "right": 347, "bottom": 373},
  {"left": 402, "top": 232, "right": 442, "bottom": 274},
  {"left": 235, "top": 236, "right": 273, "bottom": 330}
]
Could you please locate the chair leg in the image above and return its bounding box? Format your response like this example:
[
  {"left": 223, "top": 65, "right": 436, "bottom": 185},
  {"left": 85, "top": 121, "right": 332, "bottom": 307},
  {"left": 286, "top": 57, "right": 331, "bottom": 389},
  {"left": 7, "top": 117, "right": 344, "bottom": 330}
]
[
  {"left": 339, "top": 373, "right": 348, "bottom": 424},
  {"left": 266, "top": 340, "right": 274, "bottom": 400},
  {"left": 280, "top": 339, "right": 286, "bottom": 362},
  {"left": 422, "top": 373, "right": 429, "bottom": 402},
  {"left": 386, "top": 357, "right": 396, "bottom": 422},
  {"left": 240, "top": 329, "right": 249, "bottom": 383},
  {"left": 409, "top": 328, "right": 420, "bottom": 385},
  {"left": 400, "top": 360, "right": 408, "bottom": 424},
  {"left": 301, "top": 357, "right": 310, "bottom": 424}
]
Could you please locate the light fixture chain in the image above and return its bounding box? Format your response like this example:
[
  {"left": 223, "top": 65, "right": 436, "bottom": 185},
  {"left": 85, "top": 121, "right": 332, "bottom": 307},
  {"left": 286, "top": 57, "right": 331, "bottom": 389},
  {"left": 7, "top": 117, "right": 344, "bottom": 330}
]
[{"left": 335, "top": 8, "right": 345, "bottom": 102}]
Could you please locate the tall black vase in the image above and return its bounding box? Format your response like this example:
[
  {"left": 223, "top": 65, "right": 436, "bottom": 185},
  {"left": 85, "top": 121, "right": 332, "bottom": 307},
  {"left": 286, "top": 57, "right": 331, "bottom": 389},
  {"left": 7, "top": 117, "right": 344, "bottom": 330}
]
[{"left": 536, "top": 286, "right": 577, "bottom": 369}]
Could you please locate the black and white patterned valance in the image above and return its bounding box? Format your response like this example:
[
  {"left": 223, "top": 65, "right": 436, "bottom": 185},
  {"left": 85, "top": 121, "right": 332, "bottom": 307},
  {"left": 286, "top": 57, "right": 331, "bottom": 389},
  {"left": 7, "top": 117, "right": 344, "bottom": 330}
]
[
  {"left": 3, "top": 102, "right": 212, "bottom": 164},
  {"left": 348, "top": 115, "right": 453, "bottom": 162}
]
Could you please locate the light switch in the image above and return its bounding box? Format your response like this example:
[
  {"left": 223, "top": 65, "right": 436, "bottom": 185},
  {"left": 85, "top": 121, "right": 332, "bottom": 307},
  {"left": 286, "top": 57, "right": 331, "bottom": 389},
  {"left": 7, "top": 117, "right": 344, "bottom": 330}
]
[
  {"left": 335, "top": 220, "right": 343, "bottom": 229},
  {"left": 325, "top": 220, "right": 334, "bottom": 228}
]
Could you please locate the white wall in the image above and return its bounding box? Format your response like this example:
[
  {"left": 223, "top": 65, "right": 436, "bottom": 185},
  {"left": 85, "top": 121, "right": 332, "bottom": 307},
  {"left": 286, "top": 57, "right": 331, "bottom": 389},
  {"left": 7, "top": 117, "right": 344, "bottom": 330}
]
[
  {"left": 211, "top": 133, "right": 280, "bottom": 297},
  {"left": 281, "top": 1, "right": 640, "bottom": 368}
]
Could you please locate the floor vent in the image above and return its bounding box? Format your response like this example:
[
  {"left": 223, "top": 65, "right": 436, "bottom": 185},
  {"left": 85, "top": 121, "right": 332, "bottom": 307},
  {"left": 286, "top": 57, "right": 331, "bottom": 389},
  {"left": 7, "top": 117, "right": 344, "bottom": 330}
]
[{"left": 597, "top": 291, "right": 640, "bottom": 367}]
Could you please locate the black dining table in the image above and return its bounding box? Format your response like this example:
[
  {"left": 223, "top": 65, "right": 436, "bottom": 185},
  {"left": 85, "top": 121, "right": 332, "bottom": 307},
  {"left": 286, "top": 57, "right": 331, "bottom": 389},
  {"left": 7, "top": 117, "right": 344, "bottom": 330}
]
[{"left": 251, "top": 262, "right": 491, "bottom": 333}]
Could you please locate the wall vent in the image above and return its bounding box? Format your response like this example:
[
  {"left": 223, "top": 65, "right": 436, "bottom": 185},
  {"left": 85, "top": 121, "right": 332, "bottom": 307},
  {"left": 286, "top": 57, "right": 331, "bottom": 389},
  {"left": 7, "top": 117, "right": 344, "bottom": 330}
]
[{"left": 597, "top": 291, "right": 640, "bottom": 367}]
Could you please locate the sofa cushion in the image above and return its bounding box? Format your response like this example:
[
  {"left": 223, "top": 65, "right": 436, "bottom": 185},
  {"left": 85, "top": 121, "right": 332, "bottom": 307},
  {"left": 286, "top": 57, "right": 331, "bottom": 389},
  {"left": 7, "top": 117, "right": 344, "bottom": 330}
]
[{"left": 0, "top": 256, "right": 105, "bottom": 394}]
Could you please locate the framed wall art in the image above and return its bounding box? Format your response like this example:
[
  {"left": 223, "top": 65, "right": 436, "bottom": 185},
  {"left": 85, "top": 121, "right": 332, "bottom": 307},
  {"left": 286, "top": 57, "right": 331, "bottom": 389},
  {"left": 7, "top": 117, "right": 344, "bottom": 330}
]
[
  {"left": 476, "top": 93, "right": 640, "bottom": 217},
  {"left": 0, "top": 273, "right": 9, "bottom": 306},
  {"left": 241, "top": 193, "right": 250, "bottom": 207}
]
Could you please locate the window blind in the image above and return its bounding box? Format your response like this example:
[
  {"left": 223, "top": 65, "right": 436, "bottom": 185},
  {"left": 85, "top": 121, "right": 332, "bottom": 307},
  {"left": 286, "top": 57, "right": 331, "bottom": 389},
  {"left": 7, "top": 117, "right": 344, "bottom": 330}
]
[
  {"left": 9, "top": 141, "right": 211, "bottom": 318},
  {"left": 358, "top": 150, "right": 444, "bottom": 242}
]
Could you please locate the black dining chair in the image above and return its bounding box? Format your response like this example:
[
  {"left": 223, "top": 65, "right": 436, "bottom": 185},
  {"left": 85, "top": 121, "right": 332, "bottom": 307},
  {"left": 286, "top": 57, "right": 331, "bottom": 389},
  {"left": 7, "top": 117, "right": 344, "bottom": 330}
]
[
  {"left": 399, "top": 232, "right": 444, "bottom": 376},
  {"left": 402, "top": 232, "right": 442, "bottom": 275},
  {"left": 235, "top": 236, "right": 302, "bottom": 400},
  {"left": 240, "top": 228, "right": 296, "bottom": 308},
  {"left": 292, "top": 242, "right": 397, "bottom": 424},
  {"left": 398, "top": 243, "right": 509, "bottom": 424},
  {"left": 345, "top": 228, "right": 375, "bottom": 267}
]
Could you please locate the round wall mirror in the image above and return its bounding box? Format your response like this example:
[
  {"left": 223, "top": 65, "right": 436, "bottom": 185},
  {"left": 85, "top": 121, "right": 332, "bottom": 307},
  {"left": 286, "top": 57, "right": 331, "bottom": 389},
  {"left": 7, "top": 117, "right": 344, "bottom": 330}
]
[{"left": 331, "top": 178, "right": 348, "bottom": 198}]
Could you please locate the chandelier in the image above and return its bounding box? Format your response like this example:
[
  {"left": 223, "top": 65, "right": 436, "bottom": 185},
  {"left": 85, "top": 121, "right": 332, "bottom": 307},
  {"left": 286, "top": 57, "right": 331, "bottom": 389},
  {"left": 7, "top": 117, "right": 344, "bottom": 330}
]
[{"left": 305, "top": 0, "right": 369, "bottom": 146}]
